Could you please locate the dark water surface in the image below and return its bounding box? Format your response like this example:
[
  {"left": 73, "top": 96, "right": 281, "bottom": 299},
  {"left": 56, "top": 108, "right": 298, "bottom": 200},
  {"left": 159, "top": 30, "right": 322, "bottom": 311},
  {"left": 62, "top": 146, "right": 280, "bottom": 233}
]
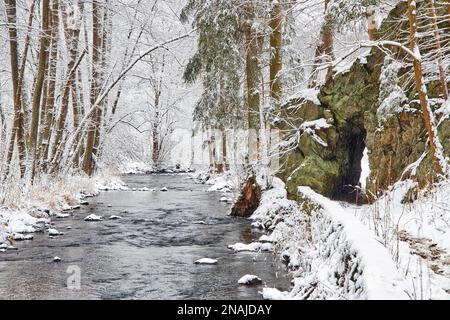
[{"left": 0, "top": 174, "right": 290, "bottom": 299}]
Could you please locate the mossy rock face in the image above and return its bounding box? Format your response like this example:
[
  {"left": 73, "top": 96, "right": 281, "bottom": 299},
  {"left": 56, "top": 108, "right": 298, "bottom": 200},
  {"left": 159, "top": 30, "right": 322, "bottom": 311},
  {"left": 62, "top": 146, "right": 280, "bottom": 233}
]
[{"left": 286, "top": 154, "right": 340, "bottom": 197}]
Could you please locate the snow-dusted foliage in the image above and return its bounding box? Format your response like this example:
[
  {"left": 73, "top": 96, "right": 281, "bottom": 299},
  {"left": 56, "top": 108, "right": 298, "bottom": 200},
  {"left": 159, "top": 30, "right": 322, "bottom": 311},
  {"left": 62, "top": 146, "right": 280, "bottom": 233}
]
[
  {"left": 376, "top": 57, "right": 409, "bottom": 125},
  {"left": 328, "top": 0, "right": 379, "bottom": 32}
]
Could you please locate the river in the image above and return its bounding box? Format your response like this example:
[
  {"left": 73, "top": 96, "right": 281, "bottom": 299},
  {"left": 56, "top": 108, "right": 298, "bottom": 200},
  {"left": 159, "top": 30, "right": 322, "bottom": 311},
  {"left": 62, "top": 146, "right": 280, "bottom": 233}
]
[{"left": 0, "top": 174, "right": 290, "bottom": 299}]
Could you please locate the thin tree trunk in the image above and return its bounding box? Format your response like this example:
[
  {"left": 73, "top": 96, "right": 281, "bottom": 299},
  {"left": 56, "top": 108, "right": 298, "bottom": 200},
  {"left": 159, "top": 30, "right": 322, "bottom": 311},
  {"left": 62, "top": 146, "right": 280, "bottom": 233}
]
[
  {"left": 60, "top": 0, "right": 83, "bottom": 169},
  {"left": 428, "top": 0, "right": 448, "bottom": 100},
  {"left": 407, "top": 0, "right": 447, "bottom": 175},
  {"left": 269, "top": 1, "right": 282, "bottom": 103},
  {"left": 366, "top": 7, "right": 377, "bottom": 41},
  {"left": 308, "top": 0, "right": 334, "bottom": 87},
  {"left": 29, "top": 0, "right": 51, "bottom": 181},
  {"left": 49, "top": 50, "right": 86, "bottom": 174},
  {"left": 208, "top": 128, "right": 216, "bottom": 172},
  {"left": 152, "top": 104, "right": 160, "bottom": 167},
  {"left": 83, "top": 0, "right": 103, "bottom": 176},
  {"left": 3, "top": 0, "right": 27, "bottom": 178},
  {"left": 16, "top": 0, "right": 36, "bottom": 153},
  {"left": 244, "top": 1, "right": 261, "bottom": 164},
  {"left": 38, "top": 0, "right": 59, "bottom": 172},
  {"left": 93, "top": 4, "right": 110, "bottom": 160}
]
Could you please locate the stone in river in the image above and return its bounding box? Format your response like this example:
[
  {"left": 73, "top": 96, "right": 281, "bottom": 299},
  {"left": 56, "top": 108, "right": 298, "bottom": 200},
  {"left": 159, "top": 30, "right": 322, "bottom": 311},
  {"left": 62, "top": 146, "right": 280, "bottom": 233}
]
[
  {"left": 238, "top": 275, "right": 262, "bottom": 285},
  {"left": 194, "top": 258, "right": 218, "bottom": 265}
]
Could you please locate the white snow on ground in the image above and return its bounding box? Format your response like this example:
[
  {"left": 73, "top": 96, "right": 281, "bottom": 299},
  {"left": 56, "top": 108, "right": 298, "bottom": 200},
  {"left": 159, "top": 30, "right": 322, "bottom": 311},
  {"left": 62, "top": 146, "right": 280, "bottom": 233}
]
[
  {"left": 252, "top": 176, "right": 450, "bottom": 299},
  {"left": 189, "top": 170, "right": 238, "bottom": 193},
  {"left": 250, "top": 178, "right": 421, "bottom": 300},
  {"left": 117, "top": 161, "right": 154, "bottom": 174},
  {"left": 0, "top": 170, "right": 127, "bottom": 249},
  {"left": 351, "top": 180, "right": 450, "bottom": 299}
]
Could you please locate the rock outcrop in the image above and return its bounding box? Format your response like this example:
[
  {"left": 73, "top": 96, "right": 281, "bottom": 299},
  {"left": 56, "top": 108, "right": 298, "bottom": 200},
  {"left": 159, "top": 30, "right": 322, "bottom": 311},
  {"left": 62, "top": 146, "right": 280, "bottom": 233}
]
[{"left": 276, "top": 2, "right": 450, "bottom": 202}]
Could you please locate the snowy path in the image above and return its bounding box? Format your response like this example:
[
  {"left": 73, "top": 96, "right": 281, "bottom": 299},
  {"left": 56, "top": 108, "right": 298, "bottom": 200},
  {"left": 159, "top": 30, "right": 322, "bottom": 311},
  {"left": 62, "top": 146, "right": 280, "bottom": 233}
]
[{"left": 0, "top": 174, "right": 289, "bottom": 299}]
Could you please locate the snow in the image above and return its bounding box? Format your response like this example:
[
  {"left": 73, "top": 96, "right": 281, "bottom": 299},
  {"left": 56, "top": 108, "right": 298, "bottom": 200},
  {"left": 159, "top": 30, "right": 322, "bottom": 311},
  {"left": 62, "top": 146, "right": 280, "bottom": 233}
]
[
  {"left": 261, "top": 288, "right": 290, "bottom": 300},
  {"left": 298, "top": 187, "right": 409, "bottom": 300},
  {"left": 194, "top": 258, "right": 218, "bottom": 265},
  {"left": 12, "top": 233, "right": 34, "bottom": 241},
  {"left": 286, "top": 88, "right": 321, "bottom": 106},
  {"left": 299, "top": 118, "right": 331, "bottom": 132},
  {"left": 377, "top": 57, "right": 409, "bottom": 125},
  {"left": 206, "top": 176, "right": 233, "bottom": 192},
  {"left": 238, "top": 274, "right": 262, "bottom": 285},
  {"left": 0, "top": 170, "right": 127, "bottom": 249},
  {"left": 228, "top": 242, "right": 262, "bottom": 252},
  {"left": 250, "top": 172, "right": 450, "bottom": 300},
  {"left": 55, "top": 213, "right": 70, "bottom": 218},
  {"left": 84, "top": 214, "right": 102, "bottom": 222},
  {"left": 359, "top": 147, "right": 370, "bottom": 190},
  {"left": 250, "top": 178, "right": 415, "bottom": 300},
  {"left": 47, "top": 228, "right": 62, "bottom": 236}
]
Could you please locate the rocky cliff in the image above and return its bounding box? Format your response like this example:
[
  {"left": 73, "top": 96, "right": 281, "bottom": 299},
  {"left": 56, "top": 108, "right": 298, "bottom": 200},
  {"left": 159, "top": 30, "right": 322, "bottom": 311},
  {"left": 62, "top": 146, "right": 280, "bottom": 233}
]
[{"left": 276, "top": 2, "right": 450, "bottom": 202}]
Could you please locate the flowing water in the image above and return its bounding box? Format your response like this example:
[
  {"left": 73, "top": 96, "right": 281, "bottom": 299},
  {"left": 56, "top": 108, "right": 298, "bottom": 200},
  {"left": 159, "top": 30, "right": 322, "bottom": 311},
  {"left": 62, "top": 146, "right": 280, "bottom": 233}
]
[{"left": 0, "top": 174, "right": 290, "bottom": 299}]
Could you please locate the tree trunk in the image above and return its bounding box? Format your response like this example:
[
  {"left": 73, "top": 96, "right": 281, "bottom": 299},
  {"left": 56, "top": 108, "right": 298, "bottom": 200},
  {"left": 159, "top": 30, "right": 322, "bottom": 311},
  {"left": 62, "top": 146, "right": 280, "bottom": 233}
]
[
  {"left": 244, "top": 1, "right": 261, "bottom": 163},
  {"left": 4, "top": 0, "right": 26, "bottom": 178},
  {"left": 407, "top": 0, "right": 447, "bottom": 175},
  {"left": 83, "top": 0, "right": 103, "bottom": 176},
  {"left": 366, "top": 7, "right": 378, "bottom": 41},
  {"left": 322, "top": 0, "right": 334, "bottom": 85},
  {"left": 93, "top": 4, "right": 110, "bottom": 160},
  {"left": 428, "top": 0, "right": 448, "bottom": 100},
  {"left": 308, "top": 0, "right": 334, "bottom": 87},
  {"left": 208, "top": 128, "right": 216, "bottom": 172},
  {"left": 152, "top": 91, "right": 161, "bottom": 167},
  {"left": 38, "top": 0, "right": 59, "bottom": 172},
  {"left": 269, "top": 1, "right": 282, "bottom": 103},
  {"left": 29, "top": 0, "right": 51, "bottom": 180}
]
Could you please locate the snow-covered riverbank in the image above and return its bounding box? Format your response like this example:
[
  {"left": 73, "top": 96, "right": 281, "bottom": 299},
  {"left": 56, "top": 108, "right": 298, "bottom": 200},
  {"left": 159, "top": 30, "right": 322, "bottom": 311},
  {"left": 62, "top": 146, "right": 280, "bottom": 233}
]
[
  {"left": 248, "top": 178, "right": 450, "bottom": 300},
  {"left": 0, "top": 171, "right": 127, "bottom": 248}
]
